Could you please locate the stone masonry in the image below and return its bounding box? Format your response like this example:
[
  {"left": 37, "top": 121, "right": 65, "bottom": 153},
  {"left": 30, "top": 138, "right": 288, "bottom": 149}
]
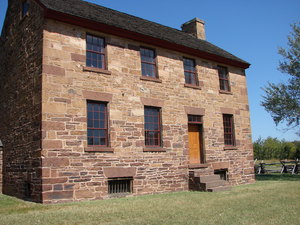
[
  {"left": 0, "top": 149, "right": 2, "bottom": 193},
  {"left": 0, "top": 0, "right": 255, "bottom": 203},
  {"left": 0, "top": 0, "right": 44, "bottom": 201}
]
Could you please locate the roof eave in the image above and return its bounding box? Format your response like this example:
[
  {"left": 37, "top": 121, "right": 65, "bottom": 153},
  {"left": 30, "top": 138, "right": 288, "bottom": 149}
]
[{"left": 38, "top": 2, "right": 250, "bottom": 69}]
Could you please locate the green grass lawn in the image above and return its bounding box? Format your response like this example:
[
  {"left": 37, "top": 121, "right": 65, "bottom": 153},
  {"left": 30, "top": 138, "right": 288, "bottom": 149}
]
[{"left": 1, "top": 174, "right": 299, "bottom": 225}]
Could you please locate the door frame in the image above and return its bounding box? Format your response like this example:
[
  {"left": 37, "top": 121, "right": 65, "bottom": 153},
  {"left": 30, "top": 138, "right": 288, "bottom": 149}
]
[{"left": 188, "top": 115, "right": 205, "bottom": 164}]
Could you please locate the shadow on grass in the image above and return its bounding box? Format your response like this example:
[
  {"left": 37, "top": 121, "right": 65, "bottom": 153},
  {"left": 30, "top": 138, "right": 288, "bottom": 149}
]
[{"left": 256, "top": 173, "right": 300, "bottom": 181}]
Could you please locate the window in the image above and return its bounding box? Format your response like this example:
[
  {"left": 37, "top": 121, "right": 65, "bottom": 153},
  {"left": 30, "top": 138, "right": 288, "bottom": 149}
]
[
  {"left": 87, "top": 101, "right": 108, "bottom": 146},
  {"left": 22, "top": 1, "right": 29, "bottom": 17},
  {"left": 188, "top": 115, "right": 202, "bottom": 124},
  {"left": 223, "top": 114, "right": 235, "bottom": 146},
  {"left": 218, "top": 66, "right": 230, "bottom": 91},
  {"left": 108, "top": 178, "right": 133, "bottom": 194},
  {"left": 214, "top": 169, "right": 228, "bottom": 180},
  {"left": 140, "top": 47, "right": 157, "bottom": 78},
  {"left": 144, "top": 107, "right": 161, "bottom": 147},
  {"left": 184, "top": 58, "right": 198, "bottom": 85},
  {"left": 86, "top": 34, "right": 106, "bottom": 69}
]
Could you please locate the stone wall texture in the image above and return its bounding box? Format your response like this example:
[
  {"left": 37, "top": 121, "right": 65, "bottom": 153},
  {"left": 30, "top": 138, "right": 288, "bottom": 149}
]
[
  {"left": 0, "top": 0, "right": 44, "bottom": 202},
  {"left": 0, "top": 150, "right": 2, "bottom": 192},
  {"left": 40, "top": 19, "right": 254, "bottom": 203},
  {"left": 0, "top": 1, "right": 254, "bottom": 204}
]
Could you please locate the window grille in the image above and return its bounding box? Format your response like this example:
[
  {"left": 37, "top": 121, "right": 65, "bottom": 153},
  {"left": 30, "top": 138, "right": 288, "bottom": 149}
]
[
  {"left": 108, "top": 178, "right": 133, "bottom": 194},
  {"left": 183, "top": 58, "right": 198, "bottom": 85},
  {"left": 223, "top": 114, "right": 235, "bottom": 146},
  {"left": 218, "top": 66, "right": 230, "bottom": 91},
  {"left": 140, "top": 47, "right": 157, "bottom": 78},
  {"left": 87, "top": 101, "right": 108, "bottom": 146},
  {"left": 86, "top": 34, "right": 106, "bottom": 69},
  {"left": 144, "top": 107, "right": 161, "bottom": 147}
]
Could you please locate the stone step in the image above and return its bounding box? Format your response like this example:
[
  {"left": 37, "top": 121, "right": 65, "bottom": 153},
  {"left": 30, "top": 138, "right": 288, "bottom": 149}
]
[
  {"left": 207, "top": 186, "right": 231, "bottom": 192},
  {"left": 198, "top": 175, "right": 221, "bottom": 183},
  {"left": 201, "top": 180, "right": 227, "bottom": 189}
]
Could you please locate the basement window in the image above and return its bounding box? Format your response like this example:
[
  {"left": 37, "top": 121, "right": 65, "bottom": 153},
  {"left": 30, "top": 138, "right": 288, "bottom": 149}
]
[
  {"left": 108, "top": 177, "right": 133, "bottom": 194},
  {"left": 214, "top": 169, "right": 228, "bottom": 181},
  {"left": 24, "top": 181, "right": 32, "bottom": 199}
]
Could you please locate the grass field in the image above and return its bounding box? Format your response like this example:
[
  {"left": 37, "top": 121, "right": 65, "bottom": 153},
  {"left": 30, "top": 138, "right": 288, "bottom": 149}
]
[{"left": 0, "top": 174, "right": 299, "bottom": 225}]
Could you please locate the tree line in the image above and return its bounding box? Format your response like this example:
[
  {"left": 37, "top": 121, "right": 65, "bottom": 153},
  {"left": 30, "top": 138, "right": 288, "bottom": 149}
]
[{"left": 253, "top": 137, "right": 300, "bottom": 160}]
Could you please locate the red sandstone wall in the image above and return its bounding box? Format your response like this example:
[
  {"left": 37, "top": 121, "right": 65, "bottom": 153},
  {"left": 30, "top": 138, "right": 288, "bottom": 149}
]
[
  {"left": 0, "top": 0, "right": 44, "bottom": 202},
  {"left": 40, "top": 20, "right": 254, "bottom": 203}
]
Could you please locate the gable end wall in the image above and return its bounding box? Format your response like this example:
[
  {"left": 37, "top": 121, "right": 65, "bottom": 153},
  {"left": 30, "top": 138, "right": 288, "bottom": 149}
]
[{"left": 0, "top": 0, "right": 44, "bottom": 202}]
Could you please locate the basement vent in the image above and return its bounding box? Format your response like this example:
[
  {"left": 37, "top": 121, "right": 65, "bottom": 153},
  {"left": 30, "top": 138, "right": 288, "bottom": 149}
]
[
  {"left": 108, "top": 177, "right": 133, "bottom": 194},
  {"left": 214, "top": 169, "right": 228, "bottom": 181},
  {"left": 24, "top": 181, "right": 31, "bottom": 199}
]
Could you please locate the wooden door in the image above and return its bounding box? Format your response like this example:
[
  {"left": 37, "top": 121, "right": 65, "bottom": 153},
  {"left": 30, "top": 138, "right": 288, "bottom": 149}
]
[{"left": 188, "top": 124, "right": 201, "bottom": 164}]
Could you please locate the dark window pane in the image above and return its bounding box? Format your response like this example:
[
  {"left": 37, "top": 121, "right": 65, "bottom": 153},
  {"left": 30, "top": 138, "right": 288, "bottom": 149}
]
[
  {"left": 100, "top": 120, "right": 105, "bottom": 128},
  {"left": 88, "top": 119, "right": 93, "bottom": 128},
  {"left": 100, "top": 137, "right": 106, "bottom": 146},
  {"left": 94, "top": 112, "right": 99, "bottom": 119},
  {"left": 88, "top": 137, "right": 94, "bottom": 146},
  {"left": 94, "top": 137, "right": 100, "bottom": 146},
  {"left": 94, "top": 129, "right": 100, "bottom": 138},
  {"left": 142, "top": 63, "right": 155, "bottom": 77},
  {"left": 94, "top": 120, "right": 100, "bottom": 128}
]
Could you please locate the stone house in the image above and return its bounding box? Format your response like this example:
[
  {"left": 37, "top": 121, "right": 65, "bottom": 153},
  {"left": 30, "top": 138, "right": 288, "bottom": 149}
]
[{"left": 0, "top": 0, "right": 254, "bottom": 203}]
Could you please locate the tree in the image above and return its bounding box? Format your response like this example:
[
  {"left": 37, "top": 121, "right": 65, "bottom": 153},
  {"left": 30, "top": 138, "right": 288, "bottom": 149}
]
[{"left": 261, "top": 22, "right": 300, "bottom": 135}]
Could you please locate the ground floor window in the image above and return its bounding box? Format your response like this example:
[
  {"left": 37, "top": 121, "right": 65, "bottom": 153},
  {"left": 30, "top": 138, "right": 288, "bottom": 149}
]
[{"left": 144, "top": 106, "right": 161, "bottom": 147}]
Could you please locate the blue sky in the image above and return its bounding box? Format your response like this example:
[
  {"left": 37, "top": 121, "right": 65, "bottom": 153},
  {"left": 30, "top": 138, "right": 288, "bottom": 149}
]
[{"left": 0, "top": 0, "right": 299, "bottom": 141}]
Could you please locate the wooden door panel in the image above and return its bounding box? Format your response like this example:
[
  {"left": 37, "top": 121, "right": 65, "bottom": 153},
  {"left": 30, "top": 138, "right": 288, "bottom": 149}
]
[{"left": 188, "top": 124, "right": 201, "bottom": 164}]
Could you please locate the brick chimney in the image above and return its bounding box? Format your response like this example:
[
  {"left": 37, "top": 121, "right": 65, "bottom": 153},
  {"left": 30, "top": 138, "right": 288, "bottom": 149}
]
[{"left": 181, "top": 18, "right": 206, "bottom": 40}]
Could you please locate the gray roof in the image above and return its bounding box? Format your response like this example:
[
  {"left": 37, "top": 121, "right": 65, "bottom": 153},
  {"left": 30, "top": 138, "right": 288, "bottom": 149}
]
[{"left": 39, "top": 0, "right": 250, "bottom": 67}]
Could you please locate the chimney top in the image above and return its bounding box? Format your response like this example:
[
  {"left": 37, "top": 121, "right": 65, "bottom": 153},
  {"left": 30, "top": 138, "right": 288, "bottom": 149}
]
[{"left": 181, "top": 18, "right": 206, "bottom": 40}]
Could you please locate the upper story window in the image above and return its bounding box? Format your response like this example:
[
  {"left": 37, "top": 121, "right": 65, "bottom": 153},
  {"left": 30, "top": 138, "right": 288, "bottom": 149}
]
[
  {"left": 218, "top": 66, "right": 230, "bottom": 92},
  {"left": 87, "top": 101, "right": 108, "bottom": 147},
  {"left": 183, "top": 58, "right": 198, "bottom": 85},
  {"left": 144, "top": 106, "right": 161, "bottom": 147},
  {"left": 86, "top": 34, "right": 106, "bottom": 69},
  {"left": 140, "top": 47, "right": 157, "bottom": 78},
  {"left": 223, "top": 114, "right": 235, "bottom": 146},
  {"left": 22, "top": 1, "right": 29, "bottom": 17}
]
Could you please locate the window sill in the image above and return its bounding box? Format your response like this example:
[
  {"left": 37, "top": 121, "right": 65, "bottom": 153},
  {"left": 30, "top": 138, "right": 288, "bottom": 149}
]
[
  {"left": 85, "top": 147, "right": 114, "bottom": 152},
  {"left": 184, "top": 84, "right": 201, "bottom": 90},
  {"left": 224, "top": 146, "right": 238, "bottom": 150},
  {"left": 83, "top": 66, "right": 112, "bottom": 75},
  {"left": 143, "top": 147, "right": 165, "bottom": 152},
  {"left": 140, "top": 76, "right": 162, "bottom": 83},
  {"left": 219, "top": 90, "right": 233, "bottom": 95}
]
